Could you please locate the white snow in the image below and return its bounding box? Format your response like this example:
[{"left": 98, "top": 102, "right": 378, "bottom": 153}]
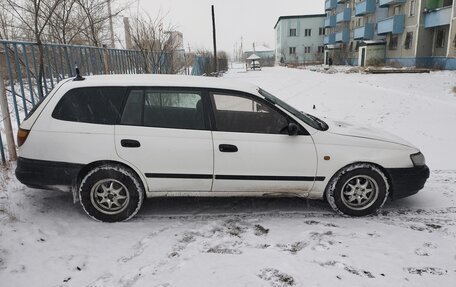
[{"left": 1, "top": 66, "right": 456, "bottom": 286}]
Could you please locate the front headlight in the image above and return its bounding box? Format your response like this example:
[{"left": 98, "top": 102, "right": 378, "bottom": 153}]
[{"left": 410, "top": 152, "right": 426, "bottom": 167}]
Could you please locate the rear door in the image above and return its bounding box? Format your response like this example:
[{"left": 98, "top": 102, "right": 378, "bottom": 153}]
[
  {"left": 209, "top": 91, "right": 318, "bottom": 193},
  {"left": 115, "top": 88, "right": 214, "bottom": 192}
]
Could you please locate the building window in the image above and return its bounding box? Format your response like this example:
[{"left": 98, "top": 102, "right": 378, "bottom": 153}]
[
  {"left": 436, "top": 29, "right": 446, "bottom": 48},
  {"left": 409, "top": 0, "right": 416, "bottom": 17},
  {"left": 355, "top": 41, "right": 360, "bottom": 51},
  {"left": 394, "top": 5, "right": 401, "bottom": 15},
  {"left": 404, "top": 32, "right": 413, "bottom": 49},
  {"left": 318, "top": 46, "right": 325, "bottom": 53},
  {"left": 349, "top": 42, "right": 354, "bottom": 52},
  {"left": 289, "top": 47, "right": 296, "bottom": 55},
  {"left": 355, "top": 17, "right": 362, "bottom": 28},
  {"left": 319, "top": 28, "right": 325, "bottom": 36},
  {"left": 304, "top": 46, "right": 311, "bottom": 53},
  {"left": 289, "top": 28, "right": 297, "bottom": 37},
  {"left": 304, "top": 29, "right": 312, "bottom": 37},
  {"left": 389, "top": 35, "right": 398, "bottom": 50}
]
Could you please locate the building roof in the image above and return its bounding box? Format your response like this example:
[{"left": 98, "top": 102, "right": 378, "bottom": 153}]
[
  {"left": 245, "top": 45, "right": 274, "bottom": 53},
  {"left": 274, "top": 14, "right": 326, "bottom": 29},
  {"left": 247, "top": 54, "right": 261, "bottom": 60},
  {"left": 61, "top": 74, "right": 260, "bottom": 95}
]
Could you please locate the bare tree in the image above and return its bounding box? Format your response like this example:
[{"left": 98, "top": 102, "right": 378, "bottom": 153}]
[
  {"left": 5, "top": 0, "right": 62, "bottom": 97},
  {"left": 47, "top": 0, "right": 82, "bottom": 44},
  {"left": 76, "top": 0, "right": 127, "bottom": 47},
  {"left": 129, "top": 10, "right": 182, "bottom": 74},
  {"left": 0, "top": 0, "right": 19, "bottom": 40}
]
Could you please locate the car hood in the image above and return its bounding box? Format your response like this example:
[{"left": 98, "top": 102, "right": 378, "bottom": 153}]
[{"left": 325, "top": 119, "right": 415, "bottom": 148}]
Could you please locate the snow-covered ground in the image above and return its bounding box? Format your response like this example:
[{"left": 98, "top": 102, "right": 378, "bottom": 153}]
[{"left": 1, "top": 66, "right": 456, "bottom": 286}]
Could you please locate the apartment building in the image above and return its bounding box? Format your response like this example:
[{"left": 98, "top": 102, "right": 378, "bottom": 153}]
[
  {"left": 324, "top": 0, "right": 456, "bottom": 69},
  {"left": 274, "top": 14, "right": 326, "bottom": 65}
]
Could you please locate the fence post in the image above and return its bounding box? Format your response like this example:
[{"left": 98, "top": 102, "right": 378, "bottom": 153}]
[
  {"left": 0, "top": 67, "right": 17, "bottom": 162},
  {"left": 103, "top": 45, "right": 110, "bottom": 74}
]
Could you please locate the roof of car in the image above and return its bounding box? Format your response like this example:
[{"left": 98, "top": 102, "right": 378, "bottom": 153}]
[{"left": 64, "top": 74, "right": 260, "bottom": 95}]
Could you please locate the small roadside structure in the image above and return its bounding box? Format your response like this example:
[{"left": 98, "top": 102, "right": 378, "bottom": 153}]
[
  {"left": 244, "top": 45, "right": 275, "bottom": 66},
  {"left": 247, "top": 54, "right": 261, "bottom": 70},
  {"left": 358, "top": 40, "right": 386, "bottom": 67}
]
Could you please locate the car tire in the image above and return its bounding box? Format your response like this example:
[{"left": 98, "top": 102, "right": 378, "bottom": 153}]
[
  {"left": 326, "top": 163, "right": 389, "bottom": 216},
  {"left": 79, "top": 164, "right": 144, "bottom": 222}
]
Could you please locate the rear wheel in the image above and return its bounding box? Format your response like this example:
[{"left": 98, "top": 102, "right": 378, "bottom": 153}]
[
  {"left": 79, "top": 164, "right": 144, "bottom": 222},
  {"left": 326, "top": 164, "right": 389, "bottom": 216}
]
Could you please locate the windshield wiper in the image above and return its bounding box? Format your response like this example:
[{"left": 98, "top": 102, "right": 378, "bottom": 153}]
[{"left": 306, "top": 113, "right": 328, "bottom": 131}]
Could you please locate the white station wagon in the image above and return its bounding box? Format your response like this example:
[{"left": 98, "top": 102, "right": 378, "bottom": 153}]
[{"left": 16, "top": 74, "right": 429, "bottom": 222}]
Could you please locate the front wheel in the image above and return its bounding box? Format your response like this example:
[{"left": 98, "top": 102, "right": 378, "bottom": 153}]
[
  {"left": 79, "top": 164, "right": 144, "bottom": 222},
  {"left": 326, "top": 164, "right": 389, "bottom": 216}
]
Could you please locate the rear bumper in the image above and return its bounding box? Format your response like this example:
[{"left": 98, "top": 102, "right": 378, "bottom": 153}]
[
  {"left": 15, "top": 157, "right": 84, "bottom": 191},
  {"left": 386, "top": 165, "right": 430, "bottom": 200}
]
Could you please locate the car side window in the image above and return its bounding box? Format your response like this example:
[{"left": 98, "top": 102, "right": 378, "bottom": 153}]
[
  {"left": 212, "top": 93, "right": 289, "bottom": 134},
  {"left": 52, "top": 87, "right": 126, "bottom": 125},
  {"left": 120, "top": 89, "right": 206, "bottom": 130}
]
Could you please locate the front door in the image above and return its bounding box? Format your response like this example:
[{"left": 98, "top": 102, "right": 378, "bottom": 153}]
[
  {"left": 115, "top": 88, "right": 213, "bottom": 192},
  {"left": 359, "top": 47, "right": 366, "bottom": 67},
  {"left": 209, "top": 91, "right": 318, "bottom": 193}
]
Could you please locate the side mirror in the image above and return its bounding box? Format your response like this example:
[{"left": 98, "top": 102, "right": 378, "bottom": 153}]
[{"left": 287, "top": 123, "right": 299, "bottom": 136}]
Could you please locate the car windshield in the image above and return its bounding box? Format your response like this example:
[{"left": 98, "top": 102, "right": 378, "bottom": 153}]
[{"left": 259, "top": 89, "right": 329, "bottom": 131}]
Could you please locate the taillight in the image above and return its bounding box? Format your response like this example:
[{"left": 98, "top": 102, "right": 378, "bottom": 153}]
[{"left": 17, "top": 129, "right": 30, "bottom": 147}]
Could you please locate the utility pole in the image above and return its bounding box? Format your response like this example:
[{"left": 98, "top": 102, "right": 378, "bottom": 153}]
[
  {"left": 107, "top": 0, "right": 115, "bottom": 48},
  {"left": 123, "top": 17, "right": 132, "bottom": 50},
  {"left": 211, "top": 5, "right": 218, "bottom": 74},
  {"left": 0, "top": 67, "right": 17, "bottom": 162},
  {"left": 187, "top": 43, "right": 191, "bottom": 75},
  {"left": 240, "top": 36, "right": 243, "bottom": 60}
]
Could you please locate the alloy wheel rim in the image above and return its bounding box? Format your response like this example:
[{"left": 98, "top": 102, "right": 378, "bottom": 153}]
[
  {"left": 90, "top": 179, "right": 130, "bottom": 215},
  {"left": 341, "top": 175, "right": 378, "bottom": 211}
]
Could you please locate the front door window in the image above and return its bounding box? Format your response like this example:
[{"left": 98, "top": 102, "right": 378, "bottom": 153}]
[{"left": 212, "top": 93, "right": 288, "bottom": 134}]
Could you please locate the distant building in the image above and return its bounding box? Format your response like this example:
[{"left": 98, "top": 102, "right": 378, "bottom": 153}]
[
  {"left": 244, "top": 44, "right": 275, "bottom": 66},
  {"left": 324, "top": 0, "right": 456, "bottom": 69},
  {"left": 166, "top": 31, "right": 184, "bottom": 50},
  {"left": 274, "top": 14, "right": 327, "bottom": 65}
]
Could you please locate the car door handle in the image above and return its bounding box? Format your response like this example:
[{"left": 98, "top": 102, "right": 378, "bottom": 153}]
[
  {"left": 219, "top": 144, "right": 238, "bottom": 153},
  {"left": 121, "top": 139, "right": 141, "bottom": 148}
]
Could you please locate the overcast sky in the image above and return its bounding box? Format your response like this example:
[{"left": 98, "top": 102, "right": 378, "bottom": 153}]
[{"left": 129, "top": 0, "right": 325, "bottom": 53}]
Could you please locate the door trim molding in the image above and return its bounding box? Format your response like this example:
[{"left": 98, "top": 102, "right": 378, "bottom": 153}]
[
  {"left": 215, "top": 175, "right": 325, "bottom": 181},
  {"left": 145, "top": 173, "right": 325, "bottom": 182},
  {"left": 145, "top": 173, "right": 212, "bottom": 179}
]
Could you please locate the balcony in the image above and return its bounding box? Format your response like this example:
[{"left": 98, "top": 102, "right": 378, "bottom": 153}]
[
  {"left": 335, "top": 28, "right": 350, "bottom": 43},
  {"left": 355, "top": 0, "right": 376, "bottom": 16},
  {"left": 324, "top": 33, "right": 336, "bottom": 45},
  {"left": 354, "top": 23, "right": 375, "bottom": 40},
  {"left": 424, "top": 6, "right": 452, "bottom": 28},
  {"left": 325, "top": 15, "right": 336, "bottom": 28},
  {"left": 325, "top": 0, "right": 337, "bottom": 11},
  {"left": 426, "top": 0, "right": 454, "bottom": 10},
  {"left": 336, "top": 8, "right": 352, "bottom": 23},
  {"left": 379, "top": 0, "right": 406, "bottom": 8},
  {"left": 377, "top": 14, "right": 405, "bottom": 35}
]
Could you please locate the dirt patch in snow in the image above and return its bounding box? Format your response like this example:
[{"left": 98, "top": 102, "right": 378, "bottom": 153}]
[
  {"left": 405, "top": 267, "right": 448, "bottom": 276},
  {"left": 258, "top": 268, "right": 295, "bottom": 286}
]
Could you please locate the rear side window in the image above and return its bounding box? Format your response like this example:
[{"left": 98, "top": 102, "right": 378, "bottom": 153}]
[
  {"left": 52, "top": 87, "right": 127, "bottom": 125},
  {"left": 120, "top": 89, "right": 206, "bottom": 130}
]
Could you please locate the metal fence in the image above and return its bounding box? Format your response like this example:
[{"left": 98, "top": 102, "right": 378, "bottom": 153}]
[{"left": 0, "top": 39, "right": 182, "bottom": 163}]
